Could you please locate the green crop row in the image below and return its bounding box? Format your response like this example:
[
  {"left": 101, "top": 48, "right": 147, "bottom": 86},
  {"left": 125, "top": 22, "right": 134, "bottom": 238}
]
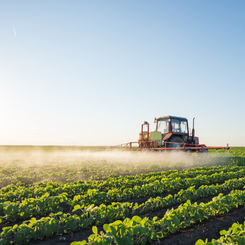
[
  {"left": 133, "top": 176, "right": 245, "bottom": 214},
  {"left": 71, "top": 176, "right": 245, "bottom": 229},
  {"left": 1, "top": 176, "right": 245, "bottom": 244},
  {"left": 195, "top": 222, "right": 245, "bottom": 245},
  {"left": 71, "top": 168, "right": 245, "bottom": 207},
  {"left": 0, "top": 202, "right": 134, "bottom": 245},
  {"left": 0, "top": 193, "right": 68, "bottom": 223},
  {"left": 71, "top": 190, "right": 245, "bottom": 245},
  {"left": 1, "top": 165, "right": 240, "bottom": 203},
  {"left": 2, "top": 168, "right": 245, "bottom": 224}
]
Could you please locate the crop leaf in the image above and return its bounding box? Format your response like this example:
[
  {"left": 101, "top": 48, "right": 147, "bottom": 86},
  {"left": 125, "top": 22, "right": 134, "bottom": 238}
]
[
  {"left": 92, "top": 226, "right": 98, "bottom": 234},
  {"left": 195, "top": 239, "right": 205, "bottom": 245}
]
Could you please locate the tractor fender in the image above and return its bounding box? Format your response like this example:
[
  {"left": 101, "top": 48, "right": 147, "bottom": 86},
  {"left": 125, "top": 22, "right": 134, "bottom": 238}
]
[{"left": 162, "top": 133, "right": 173, "bottom": 141}]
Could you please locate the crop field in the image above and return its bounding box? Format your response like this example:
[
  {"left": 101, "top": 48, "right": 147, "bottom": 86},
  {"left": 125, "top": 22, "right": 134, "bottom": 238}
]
[{"left": 0, "top": 146, "right": 245, "bottom": 245}]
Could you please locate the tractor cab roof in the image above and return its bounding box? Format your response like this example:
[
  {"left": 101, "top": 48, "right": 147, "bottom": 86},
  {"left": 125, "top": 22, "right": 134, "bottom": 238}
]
[{"left": 157, "top": 115, "right": 188, "bottom": 121}]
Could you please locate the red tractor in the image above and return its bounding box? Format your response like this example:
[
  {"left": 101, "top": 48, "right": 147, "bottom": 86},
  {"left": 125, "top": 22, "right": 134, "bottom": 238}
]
[{"left": 131, "top": 115, "right": 229, "bottom": 152}]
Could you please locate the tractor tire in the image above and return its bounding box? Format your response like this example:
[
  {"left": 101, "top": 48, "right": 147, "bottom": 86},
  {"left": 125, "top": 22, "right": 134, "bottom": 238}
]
[{"left": 167, "top": 136, "right": 184, "bottom": 148}]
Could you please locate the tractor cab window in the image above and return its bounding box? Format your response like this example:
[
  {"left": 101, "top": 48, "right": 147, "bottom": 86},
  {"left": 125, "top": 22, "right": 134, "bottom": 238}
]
[
  {"left": 180, "top": 121, "right": 188, "bottom": 134},
  {"left": 171, "top": 119, "right": 188, "bottom": 134},
  {"left": 171, "top": 119, "right": 180, "bottom": 133},
  {"left": 157, "top": 120, "right": 169, "bottom": 134}
]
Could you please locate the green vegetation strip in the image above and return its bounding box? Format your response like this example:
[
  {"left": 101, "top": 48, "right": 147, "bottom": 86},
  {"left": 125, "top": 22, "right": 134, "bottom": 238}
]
[
  {"left": 1, "top": 177, "right": 245, "bottom": 244},
  {"left": 71, "top": 168, "right": 245, "bottom": 207},
  {"left": 133, "top": 177, "right": 245, "bottom": 213},
  {"left": 1, "top": 166, "right": 240, "bottom": 203},
  {"left": 2, "top": 169, "right": 245, "bottom": 224},
  {"left": 0, "top": 193, "right": 68, "bottom": 223},
  {"left": 71, "top": 190, "right": 245, "bottom": 245},
  {"left": 195, "top": 222, "right": 245, "bottom": 245}
]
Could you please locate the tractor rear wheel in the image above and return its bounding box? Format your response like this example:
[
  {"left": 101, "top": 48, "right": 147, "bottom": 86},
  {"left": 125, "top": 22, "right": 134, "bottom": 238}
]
[{"left": 167, "top": 136, "right": 184, "bottom": 148}]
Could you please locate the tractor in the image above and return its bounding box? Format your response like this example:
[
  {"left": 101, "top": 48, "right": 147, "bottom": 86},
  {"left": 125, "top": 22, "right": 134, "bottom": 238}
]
[
  {"left": 115, "top": 115, "right": 229, "bottom": 152},
  {"left": 136, "top": 115, "right": 229, "bottom": 152}
]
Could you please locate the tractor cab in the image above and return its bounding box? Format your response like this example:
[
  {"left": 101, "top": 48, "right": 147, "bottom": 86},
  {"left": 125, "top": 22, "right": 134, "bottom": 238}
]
[{"left": 155, "top": 116, "right": 189, "bottom": 143}]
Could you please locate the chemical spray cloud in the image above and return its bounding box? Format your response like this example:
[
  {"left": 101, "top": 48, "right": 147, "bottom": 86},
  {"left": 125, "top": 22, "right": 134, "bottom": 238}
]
[{"left": 0, "top": 147, "right": 228, "bottom": 169}]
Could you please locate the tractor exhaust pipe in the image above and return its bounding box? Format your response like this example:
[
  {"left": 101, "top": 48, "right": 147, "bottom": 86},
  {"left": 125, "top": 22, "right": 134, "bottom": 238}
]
[{"left": 192, "top": 117, "right": 195, "bottom": 142}]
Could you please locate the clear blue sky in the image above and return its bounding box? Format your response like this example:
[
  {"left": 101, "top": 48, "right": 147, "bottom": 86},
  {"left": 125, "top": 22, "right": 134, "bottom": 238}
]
[{"left": 1, "top": 1, "right": 244, "bottom": 146}]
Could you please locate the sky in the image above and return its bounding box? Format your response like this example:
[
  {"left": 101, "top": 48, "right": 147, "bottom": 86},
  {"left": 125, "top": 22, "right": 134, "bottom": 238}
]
[{"left": 0, "top": 1, "right": 245, "bottom": 146}]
